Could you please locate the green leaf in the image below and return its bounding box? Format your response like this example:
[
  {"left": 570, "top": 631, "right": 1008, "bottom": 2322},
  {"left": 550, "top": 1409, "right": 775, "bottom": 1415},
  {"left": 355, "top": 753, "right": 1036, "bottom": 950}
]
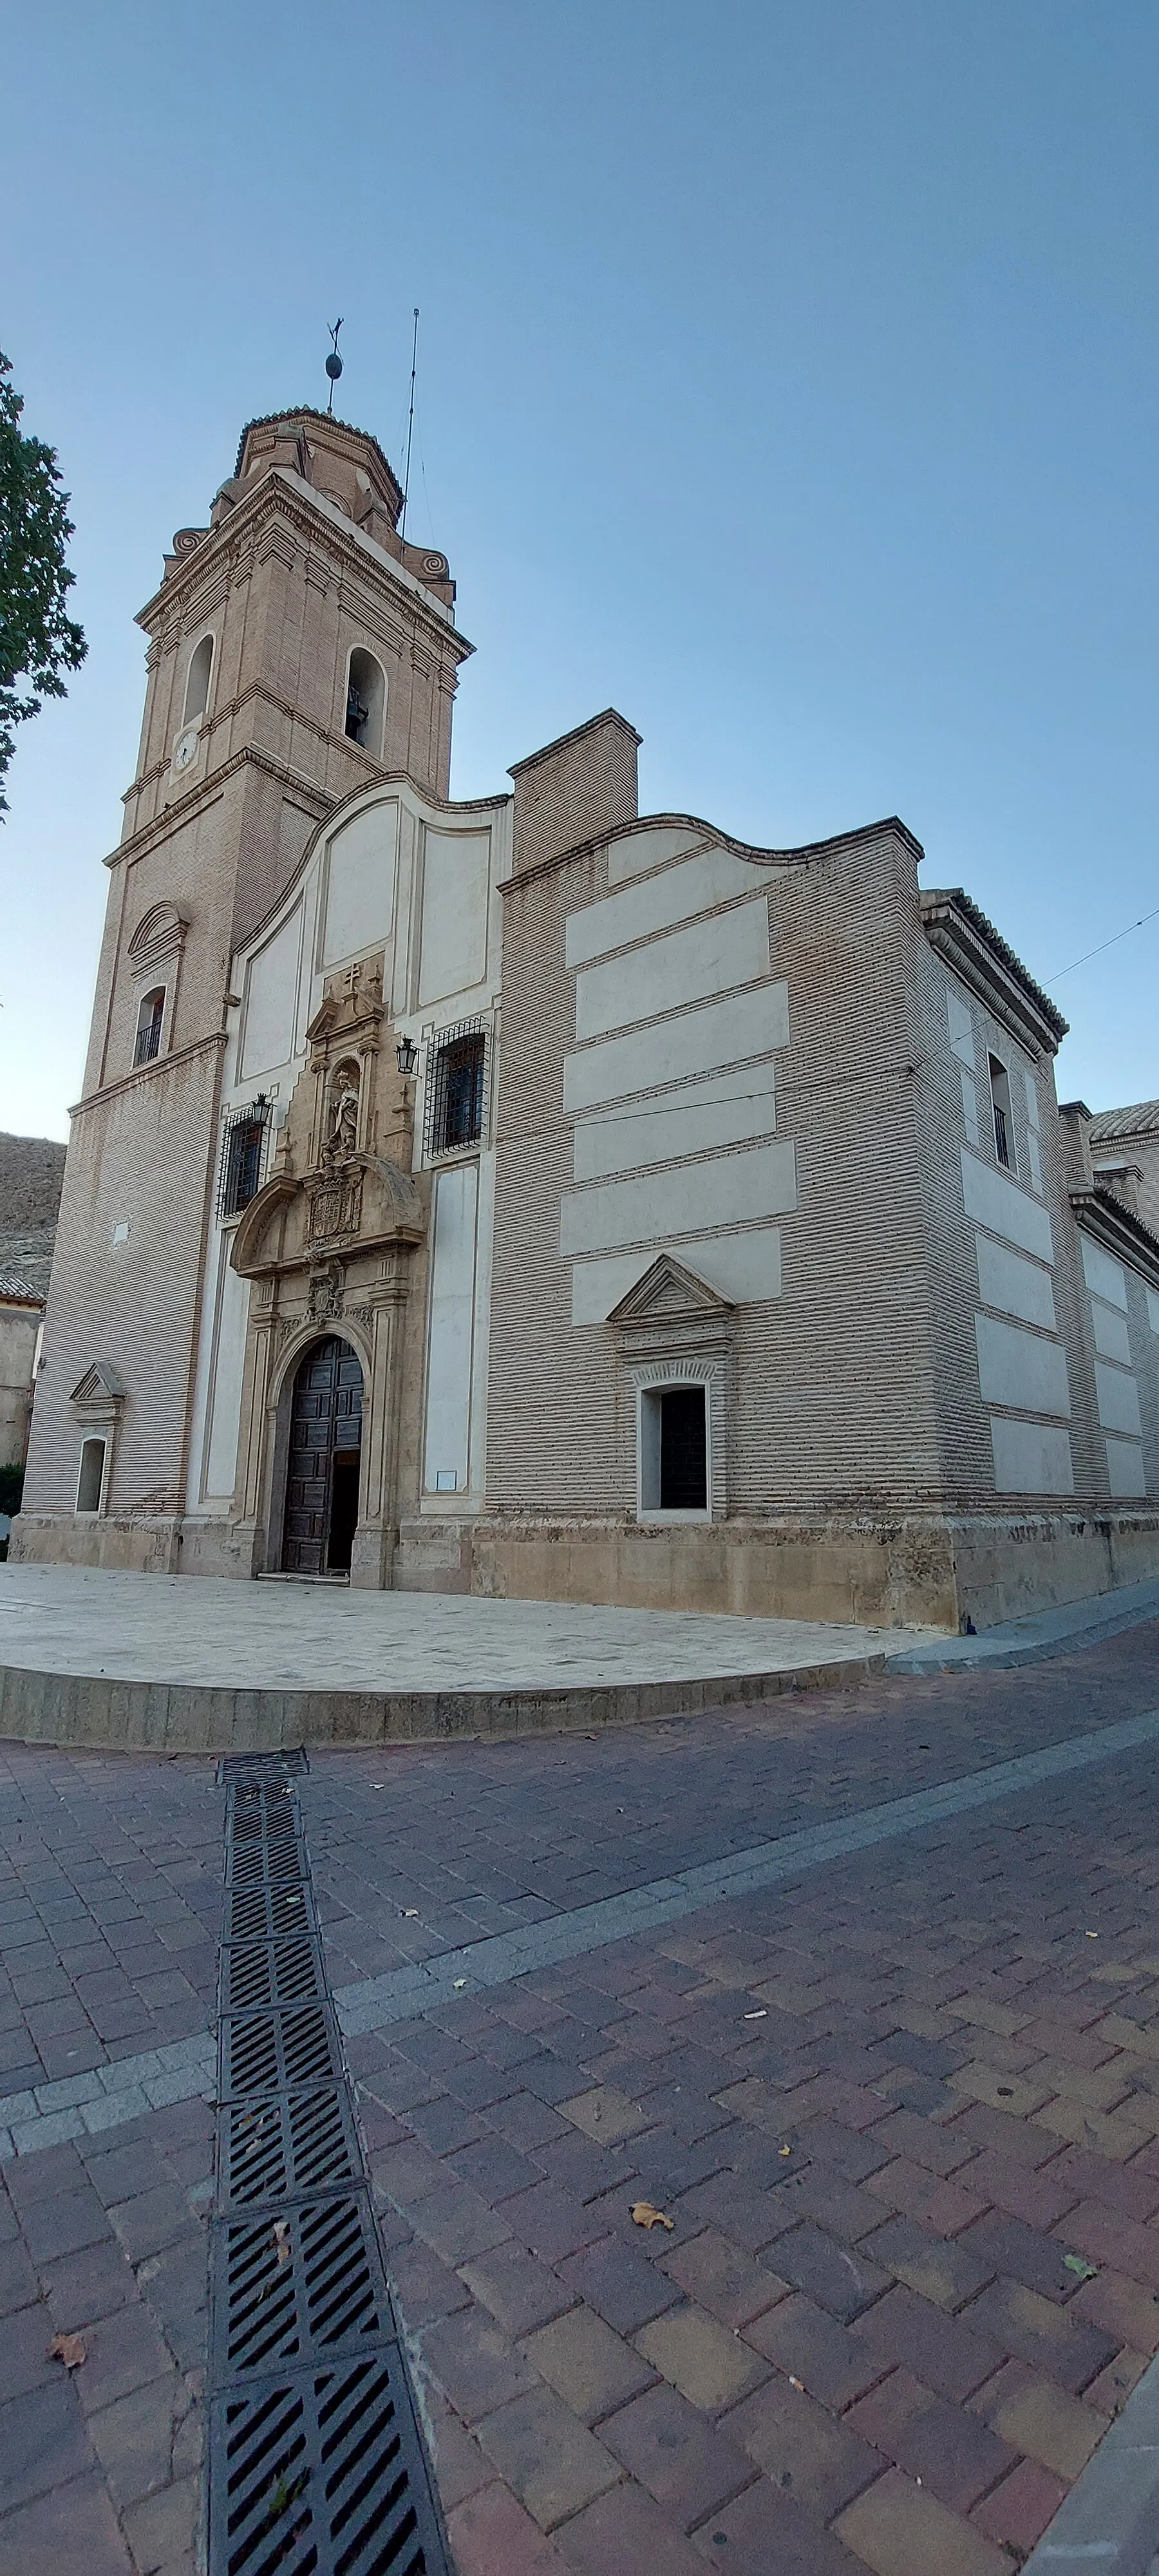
[{"left": 1063, "top": 2253, "right": 1098, "bottom": 2280}]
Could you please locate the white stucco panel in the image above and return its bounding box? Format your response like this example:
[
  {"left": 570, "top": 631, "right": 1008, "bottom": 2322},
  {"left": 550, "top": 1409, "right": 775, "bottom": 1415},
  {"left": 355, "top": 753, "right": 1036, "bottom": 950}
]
[
  {"left": 241, "top": 905, "right": 304, "bottom": 1080},
  {"left": 990, "top": 1417, "right": 1075, "bottom": 1496},
  {"left": 202, "top": 1258, "right": 250, "bottom": 1502},
  {"left": 975, "top": 1314, "right": 1070, "bottom": 1417},
  {"left": 961, "top": 1149, "right": 1054, "bottom": 1264},
  {"left": 418, "top": 829, "right": 491, "bottom": 1005},
  {"left": 1095, "top": 1358, "right": 1142, "bottom": 1437},
  {"left": 1106, "top": 1436, "right": 1147, "bottom": 1498},
  {"left": 575, "top": 900, "right": 770, "bottom": 1042},
  {"left": 1148, "top": 1287, "right": 1159, "bottom": 1334},
  {"left": 1080, "top": 1232, "right": 1128, "bottom": 1312},
  {"left": 423, "top": 1162, "right": 478, "bottom": 1494},
  {"left": 320, "top": 801, "right": 398, "bottom": 968},
  {"left": 561, "top": 1141, "right": 796, "bottom": 1258},
  {"left": 974, "top": 1236, "right": 1056, "bottom": 1331},
  {"left": 573, "top": 1069, "right": 776, "bottom": 1184},
  {"left": 606, "top": 824, "right": 711, "bottom": 884},
  {"left": 947, "top": 983, "right": 975, "bottom": 1069},
  {"left": 564, "top": 983, "right": 789, "bottom": 1115},
  {"left": 570, "top": 1224, "right": 782, "bottom": 1324},
  {"left": 1091, "top": 1298, "right": 1132, "bottom": 1366},
  {"left": 567, "top": 849, "right": 781, "bottom": 969}
]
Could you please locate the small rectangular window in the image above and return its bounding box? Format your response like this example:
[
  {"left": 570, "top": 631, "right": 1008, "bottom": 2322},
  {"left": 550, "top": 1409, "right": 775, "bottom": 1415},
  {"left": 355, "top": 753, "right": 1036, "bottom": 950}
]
[
  {"left": 988, "top": 1056, "right": 1013, "bottom": 1171},
  {"left": 218, "top": 1100, "right": 271, "bottom": 1218},
  {"left": 76, "top": 1437, "right": 107, "bottom": 1514},
  {"left": 640, "top": 1384, "right": 709, "bottom": 1514},
  {"left": 424, "top": 1027, "right": 487, "bottom": 1159}
]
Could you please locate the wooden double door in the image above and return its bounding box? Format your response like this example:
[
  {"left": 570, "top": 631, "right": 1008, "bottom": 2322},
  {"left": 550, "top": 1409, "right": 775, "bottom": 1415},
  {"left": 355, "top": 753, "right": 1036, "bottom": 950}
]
[{"left": 281, "top": 1336, "right": 364, "bottom": 1575}]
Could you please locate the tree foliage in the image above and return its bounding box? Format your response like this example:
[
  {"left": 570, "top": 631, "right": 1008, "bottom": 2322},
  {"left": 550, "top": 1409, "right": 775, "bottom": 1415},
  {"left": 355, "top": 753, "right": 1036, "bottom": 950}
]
[{"left": 0, "top": 350, "right": 86, "bottom": 815}]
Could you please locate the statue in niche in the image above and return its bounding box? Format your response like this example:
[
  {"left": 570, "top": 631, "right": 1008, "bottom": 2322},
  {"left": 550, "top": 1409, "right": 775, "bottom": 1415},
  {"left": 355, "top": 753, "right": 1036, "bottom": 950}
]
[{"left": 323, "top": 1067, "right": 359, "bottom": 1165}]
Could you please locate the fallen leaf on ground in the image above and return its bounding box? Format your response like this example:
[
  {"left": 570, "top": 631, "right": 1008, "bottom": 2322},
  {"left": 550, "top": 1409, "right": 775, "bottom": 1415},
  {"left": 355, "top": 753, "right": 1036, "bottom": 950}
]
[
  {"left": 1063, "top": 2253, "right": 1098, "bottom": 2280},
  {"left": 402, "top": 1909, "right": 420, "bottom": 1918},
  {"left": 453, "top": 1978, "right": 467, "bottom": 1989},
  {"left": 48, "top": 2333, "right": 86, "bottom": 2370},
  {"left": 779, "top": 2143, "right": 793, "bottom": 2157},
  {"left": 631, "top": 2201, "right": 675, "bottom": 2231},
  {"left": 273, "top": 2219, "right": 291, "bottom": 2268}
]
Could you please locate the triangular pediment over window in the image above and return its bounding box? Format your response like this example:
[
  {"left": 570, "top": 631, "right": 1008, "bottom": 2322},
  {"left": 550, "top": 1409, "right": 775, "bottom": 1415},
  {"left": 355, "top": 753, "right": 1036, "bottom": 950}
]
[
  {"left": 70, "top": 1361, "right": 127, "bottom": 1411},
  {"left": 606, "top": 1253, "right": 735, "bottom": 1327}
]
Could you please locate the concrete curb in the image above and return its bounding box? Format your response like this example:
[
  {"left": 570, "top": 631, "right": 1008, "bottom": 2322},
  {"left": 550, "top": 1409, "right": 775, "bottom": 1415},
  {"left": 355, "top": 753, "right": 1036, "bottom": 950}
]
[
  {"left": 1022, "top": 2340, "right": 1159, "bottom": 2571},
  {"left": 0, "top": 1644, "right": 887, "bottom": 1750},
  {"left": 885, "top": 1578, "right": 1159, "bottom": 1677}
]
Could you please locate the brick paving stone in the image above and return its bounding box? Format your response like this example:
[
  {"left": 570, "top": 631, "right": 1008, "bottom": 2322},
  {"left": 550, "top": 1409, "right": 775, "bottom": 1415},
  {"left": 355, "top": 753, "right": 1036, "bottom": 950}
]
[
  {"left": 119, "top": 2469, "right": 200, "bottom": 2572},
  {"left": 970, "top": 2356, "right": 1109, "bottom": 2478},
  {"left": 499, "top": 2180, "right": 609, "bottom": 2265},
  {"left": 970, "top": 2454, "right": 1069, "bottom": 2555},
  {"left": 475, "top": 2383, "right": 619, "bottom": 2528},
  {"left": 421, "top": 2306, "right": 539, "bottom": 2423},
  {"left": 960, "top": 2207, "right": 1094, "bottom": 2304},
  {"left": 69, "top": 2301, "right": 176, "bottom": 2415},
  {"left": 659, "top": 2226, "right": 786, "bottom": 2330},
  {"left": 0, "top": 2372, "right": 93, "bottom": 2510},
  {"left": 86, "top": 2372, "right": 187, "bottom": 2510},
  {"left": 764, "top": 2221, "right": 890, "bottom": 2323},
  {"left": 635, "top": 2303, "right": 768, "bottom": 2412},
  {"left": 556, "top": 2478, "right": 709, "bottom": 2575},
  {"left": 522, "top": 2307, "right": 655, "bottom": 2423},
  {"left": 742, "top": 2289, "right": 888, "bottom": 2411},
  {"left": 966, "top": 2276, "right": 1118, "bottom": 2391},
  {"left": 721, "top": 2371, "right": 883, "bottom": 2520},
  {"left": 859, "top": 2211, "right": 996, "bottom": 2311},
  {"left": 410, "top": 2179, "right": 513, "bottom": 2266},
  {"left": 558, "top": 2236, "right": 681, "bottom": 2334},
  {"left": 0, "top": 2469, "right": 135, "bottom": 2575},
  {"left": 1072, "top": 2263, "right": 1159, "bottom": 2353},
  {"left": 1082, "top": 2344, "right": 1149, "bottom": 2415},
  {"left": 845, "top": 2364, "right": 1016, "bottom": 2511},
  {"left": 599, "top": 2380, "right": 751, "bottom": 2526},
  {"left": 834, "top": 2463, "right": 1012, "bottom": 2576},
  {"left": 448, "top": 2478, "right": 572, "bottom": 2575},
  {"left": 692, "top": 2474, "right": 867, "bottom": 2573},
  {"left": 462, "top": 2241, "right": 574, "bottom": 2339},
  {"left": 858, "top": 2282, "right": 1003, "bottom": 2401},
  {"left": 383, "top": 2234, "right": 473, "bottom": 2329}
]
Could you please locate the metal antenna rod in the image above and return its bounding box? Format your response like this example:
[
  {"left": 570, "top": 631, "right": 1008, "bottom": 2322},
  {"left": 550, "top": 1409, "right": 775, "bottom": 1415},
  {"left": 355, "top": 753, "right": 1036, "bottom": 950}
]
[
  {"left": 400, "top": 308, "right": 419, "bottom": 539},
  {"left": 325, "top": 317, "right": 344, "bottom": 414}
]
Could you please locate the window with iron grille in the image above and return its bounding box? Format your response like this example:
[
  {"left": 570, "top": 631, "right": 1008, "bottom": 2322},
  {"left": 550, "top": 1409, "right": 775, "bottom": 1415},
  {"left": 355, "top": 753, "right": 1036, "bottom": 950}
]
[
  {"left": 422, "top": 1024, "right": 488, "bottom": 1160},
  {"left": 218, "top": 1099, "right": 271, "bottom": 1219}
]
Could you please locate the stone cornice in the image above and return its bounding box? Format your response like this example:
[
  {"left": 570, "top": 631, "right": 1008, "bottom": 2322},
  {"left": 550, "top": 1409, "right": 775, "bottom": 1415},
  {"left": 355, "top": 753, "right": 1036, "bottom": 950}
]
[
  {"left": 68, "top": 1032, "right": 226, "bottom": 1120},
  {"left": 498, "top": 810, "right": 925, "bottom": 899},
  {"left": 119, "top": 674, "right": 385, "bottom": 818},
  {"left": 922, "top": 890, "right": 1068, "bottom": 1060},
  {"left": 109, "top": 746, "right": 336, "bottom": 870},
  {"left": 1069, "top": 1185, "right": 1159, "bottom": 1293},
  {"left": 136, "top": 470, "right": 473, "bottom": 658}
]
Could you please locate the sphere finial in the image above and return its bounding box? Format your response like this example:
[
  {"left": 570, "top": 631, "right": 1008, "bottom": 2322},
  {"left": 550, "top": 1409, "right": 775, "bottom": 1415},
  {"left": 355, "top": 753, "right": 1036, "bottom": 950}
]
[{"left": 325, "top": 318, "right": 344, "bottom": 412}]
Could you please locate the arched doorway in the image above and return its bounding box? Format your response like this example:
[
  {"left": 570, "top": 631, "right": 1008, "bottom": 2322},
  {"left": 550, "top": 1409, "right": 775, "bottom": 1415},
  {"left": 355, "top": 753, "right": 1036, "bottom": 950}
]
[{"left": 280, "top": 1336, "right": 364, "bottom": 1575}]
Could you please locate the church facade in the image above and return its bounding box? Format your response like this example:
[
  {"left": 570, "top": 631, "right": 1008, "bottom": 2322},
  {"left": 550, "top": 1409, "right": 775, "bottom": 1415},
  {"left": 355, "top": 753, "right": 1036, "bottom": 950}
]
[{"left": 14, "top": 406, "right": 1159, "bottom": 1629}]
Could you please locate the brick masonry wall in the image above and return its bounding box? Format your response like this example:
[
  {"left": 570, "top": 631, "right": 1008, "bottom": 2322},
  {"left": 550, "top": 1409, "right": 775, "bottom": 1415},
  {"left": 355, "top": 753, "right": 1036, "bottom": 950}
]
[
  {"left": 511, "top": 712, "right": 640, "bottom": 874},
  {"left": 19, "top": 1043, "right": 221, "bottom": 1517},
  {"left": 485, "top": 823, "right": 950, "bottom": 1526}
]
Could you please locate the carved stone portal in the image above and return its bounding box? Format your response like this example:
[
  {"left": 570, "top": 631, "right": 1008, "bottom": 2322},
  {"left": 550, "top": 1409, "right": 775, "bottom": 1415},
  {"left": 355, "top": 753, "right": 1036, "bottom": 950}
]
[{"left": 226, "top": 952, "right": 427, "bottom": 1586}]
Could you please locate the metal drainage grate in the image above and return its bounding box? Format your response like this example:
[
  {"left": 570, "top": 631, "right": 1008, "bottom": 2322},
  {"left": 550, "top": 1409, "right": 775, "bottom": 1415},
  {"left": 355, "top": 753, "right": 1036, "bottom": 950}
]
[
  {"left": 213, "top": 2356, "right": 440, "bottom": 2576},
  {"left": 207, "top": 1754, "right": 449, "bottom": 2576},
  {"left": 218, "top": 1746, "right": 311, "bottom": 1785},
  {"left": 220, "top": 2086, "right": 362, "bottom": 2207}
]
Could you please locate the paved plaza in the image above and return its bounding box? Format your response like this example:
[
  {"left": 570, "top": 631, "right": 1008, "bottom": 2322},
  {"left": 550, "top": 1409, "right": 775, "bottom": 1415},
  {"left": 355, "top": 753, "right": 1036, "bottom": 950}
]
[
  {"left": 0, "top": 1562, "right": 918, "bottom": 1748},
  {"left": 4, "top": 1618, "right": 1159, "bottom": 2571}
]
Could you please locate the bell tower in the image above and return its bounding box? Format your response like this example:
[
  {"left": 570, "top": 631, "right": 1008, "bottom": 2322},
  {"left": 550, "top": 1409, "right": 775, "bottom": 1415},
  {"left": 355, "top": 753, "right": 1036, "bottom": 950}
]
[{"left": 15, "top": 406, "right": 472, "bottom": 1567}]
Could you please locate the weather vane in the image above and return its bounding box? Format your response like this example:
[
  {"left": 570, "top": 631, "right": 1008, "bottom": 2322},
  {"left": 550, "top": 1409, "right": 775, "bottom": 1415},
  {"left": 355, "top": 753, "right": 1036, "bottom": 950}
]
[{"left": 325, "top": 318, "right": 344, "bottom": 414}]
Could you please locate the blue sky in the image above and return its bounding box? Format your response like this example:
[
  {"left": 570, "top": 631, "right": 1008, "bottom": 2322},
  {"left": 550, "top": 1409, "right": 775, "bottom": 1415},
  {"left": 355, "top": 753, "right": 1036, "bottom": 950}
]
[{"left": 2, "top": 0, "right": 1156, "bottom": 1140}]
